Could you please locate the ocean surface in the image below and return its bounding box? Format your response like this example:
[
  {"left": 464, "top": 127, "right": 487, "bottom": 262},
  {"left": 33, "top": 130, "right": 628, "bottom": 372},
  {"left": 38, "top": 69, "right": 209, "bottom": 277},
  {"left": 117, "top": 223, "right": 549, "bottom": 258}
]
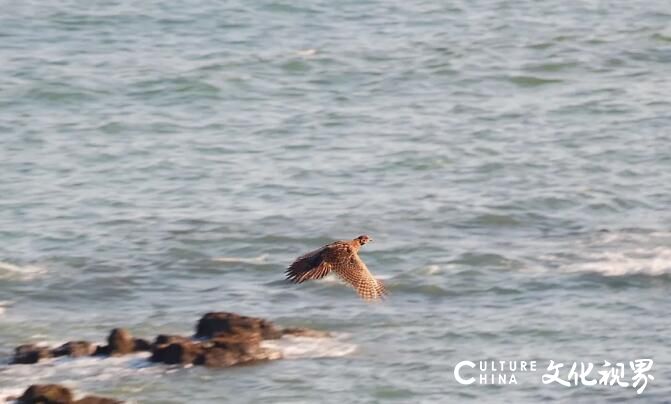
[{"left": 1, "top": 1, "right": 671, "bottom": 402}]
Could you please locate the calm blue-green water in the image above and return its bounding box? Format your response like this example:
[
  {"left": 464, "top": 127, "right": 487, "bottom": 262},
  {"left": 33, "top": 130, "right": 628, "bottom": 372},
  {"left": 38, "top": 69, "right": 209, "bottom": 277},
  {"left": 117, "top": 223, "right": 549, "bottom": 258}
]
[{"left": 1, "top": 1, "right": 671, "bottom": 402}]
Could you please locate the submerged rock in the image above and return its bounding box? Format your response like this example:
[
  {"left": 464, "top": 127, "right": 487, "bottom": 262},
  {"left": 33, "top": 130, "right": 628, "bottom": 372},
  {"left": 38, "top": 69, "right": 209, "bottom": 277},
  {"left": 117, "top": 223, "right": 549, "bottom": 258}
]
[
  {"left": 199, "top": 340, "right": 281, "bottom": 368},
  {"left": 12, "top": 344, "right": 52, "bottom": 364},
  {"left": 149, "top": 333, "right": 280, "bottom": 367},
  {"left": 94, "top": 329, "right": 151, "bottom": 357},
  {"left": 18, "top": 384, "right": 73, "bottom": 404},
  {"left": 152, "top": 334, "right": 192, "bottom": 347},
  {"left": 133, "top": 338, "right": 151, "bottom": 352},
  {"left": 195, "top": 312, "right": 282, "bottom": 340},
  {"left": 198, "top": 333, "right": 280, "bottom": 367},
  {"left": 16, "top": 384, "right": 122, "bottom": 404},
  {"left": 52, "top": 341, "right": 96, "bottom": 358},
  {"left": 92, "top": 345, "right": 110, "bottom": 356},
  {"left": 150, "top": 340, "right": 202, "bottom": 365}
]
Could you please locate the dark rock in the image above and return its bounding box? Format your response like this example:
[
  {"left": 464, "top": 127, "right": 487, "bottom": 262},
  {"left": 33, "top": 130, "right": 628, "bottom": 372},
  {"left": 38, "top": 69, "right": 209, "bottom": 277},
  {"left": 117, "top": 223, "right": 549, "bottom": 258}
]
[
  {"left": 12, "top": 344, "right": 52, "bottom": 364},
  {"left": 149, "top": 332, "right": 282, "bottom": 367},
  {"left": 195, "top": 312, "right": 282, "bottom": 340},
  {"left": 150, "top": 340, "right": 202, "bottom": 365},
  {"left": 107, "top": 329, "right": 134, "bottom": 356},
  {"left": 196, "top": 334, "right": 281, "bottom": 367},
  {"left": 92, "top": 345, "right": 110, "bottom": 356},
  {"left": 152, "top": 335, "right": 191, "bottom": 347},
  {"left": 282, "top": 327, "right": 331, "bottom": 338},
  {"left": 132, "top": 338, "right": 151, "bottom": 352},
  {"left": 150, "top": 335, "right": 202, "bottom": 365},
  {"left": 198, "top": 347, "right": 242, "bottom": 367},
  {"left": 18, "top": 384, "right": 73, "bottom": 404},
  {"left": 205, "top": 333, "right": 262, "bottom": 355},
  {"left": 74, "top": 396, "right": 122, "bottom": 404},
  {"left": 198, "top": 344, "right": 281, "bottom": 367},
  {"left": 9, "top": 312, "right": 316, "bottom": 371},
  {"left": 52, "top": 341, "right": 96, "bottom": 358}
]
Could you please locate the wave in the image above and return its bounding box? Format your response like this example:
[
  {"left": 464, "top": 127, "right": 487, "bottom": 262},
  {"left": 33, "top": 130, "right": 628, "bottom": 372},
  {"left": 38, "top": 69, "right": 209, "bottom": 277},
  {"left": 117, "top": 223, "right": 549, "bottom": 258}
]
[
  {"left": 568, "top": 247, "right": 671, "bottom": 277},
  {"left": 0, "top": 387, "right": 24, "bottom": 403},
  {"left": 0, "top": 301, "right": 10, "bottom": 317},
  {"left": 0, "top": 352, "right": 150, "bottom": 403},
  {"left": 0, "top": 261, "right": 47, "bottom": 280},
  {"left": 295, "top": 48, "right": 317, "bottom": 57},
  {"left": 261, "top": 334, "right": 357, "bottom": 359},
  {"left": 559, "top": 230, "right": 671, "bottom": 277},
  {"left": 0, "top": 336, "right": 355, "bottom": 395},
  {"left": 420, "top": 265, "right": 443, "bottom": 275},
  {"left": 0, "top": 354, "right": 149, "bottom": 403}
]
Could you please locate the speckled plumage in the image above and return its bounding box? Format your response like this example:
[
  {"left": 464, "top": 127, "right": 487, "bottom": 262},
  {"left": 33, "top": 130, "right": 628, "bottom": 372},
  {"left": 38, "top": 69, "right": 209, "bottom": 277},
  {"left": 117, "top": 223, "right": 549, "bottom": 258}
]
[{"left": 285, "top": 235, "right": 387, "bottom": 301}]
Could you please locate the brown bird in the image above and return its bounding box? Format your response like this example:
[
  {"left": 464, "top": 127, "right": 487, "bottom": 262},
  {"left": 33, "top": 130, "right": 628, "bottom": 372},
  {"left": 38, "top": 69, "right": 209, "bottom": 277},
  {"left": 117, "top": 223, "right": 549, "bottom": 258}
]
[{"left": 286, "top": 235, "right": 387, "bottom": 301}]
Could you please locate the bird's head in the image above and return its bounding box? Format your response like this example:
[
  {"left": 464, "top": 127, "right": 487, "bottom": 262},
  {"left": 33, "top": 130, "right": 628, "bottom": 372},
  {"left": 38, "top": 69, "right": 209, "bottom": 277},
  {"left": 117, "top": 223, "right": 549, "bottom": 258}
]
[{"left": 355, "top": 235, "right": 372, "bottom": 246}]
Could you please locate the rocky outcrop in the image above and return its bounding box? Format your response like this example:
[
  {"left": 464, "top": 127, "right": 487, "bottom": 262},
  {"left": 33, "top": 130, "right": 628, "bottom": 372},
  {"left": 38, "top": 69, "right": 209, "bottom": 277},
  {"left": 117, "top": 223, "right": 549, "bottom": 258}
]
[
  {"left": 16, "top": 384, "right": 121, "bottom": 404},
  {"left": 197, "top": 334, "right": 281, "bottom": 367},
  {"left": 133, "top": 338, "right": 151, "bottom": 352},
  {"left": 11, "top": 344, "right": 52, "bottom": 364},
  {"left": 11, "top": 311, "right": 328, "bottom": 369},
  {"left": 149, "top": 320, "right": 281, "bottom": 367},
  {"left": 150, "top": 338, "right": 202, "bottom": 365},
  {"left": 195, "top": 312, "right": 283, "bottom": 340},
  {"left": 93, "top": 329, "right": 152, "bottom": 357},
  {"left": 106, "top": 328, "right": 134, "bottom": 356},
  {"left": 52, "top": 341, "right": 96, "bottom": 358},
  {"left": 17, "top": 384, "right": 73, "bottom": 403}
]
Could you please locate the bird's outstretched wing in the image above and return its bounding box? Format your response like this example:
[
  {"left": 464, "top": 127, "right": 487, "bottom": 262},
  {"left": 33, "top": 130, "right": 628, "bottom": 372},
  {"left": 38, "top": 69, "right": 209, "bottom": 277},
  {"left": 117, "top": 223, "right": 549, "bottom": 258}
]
[
  {"left": 333, "top": 253, "right": 387, "bottom": 301},
  {"left": 285, "top": 242, "right": 350, "bottom": 283}
]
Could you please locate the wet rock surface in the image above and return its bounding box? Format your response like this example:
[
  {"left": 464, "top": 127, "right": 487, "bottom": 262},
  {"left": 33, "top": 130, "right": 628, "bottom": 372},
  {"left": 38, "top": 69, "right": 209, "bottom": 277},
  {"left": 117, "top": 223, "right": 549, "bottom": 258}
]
[
  {"left": 17, "top": 384, "right": 73, "bottom": 404},
  {"left": 106, "top": 329, "right": 134, "bottom": 356},
  {"left": 15, "top": 384, "right": 121, "bottom": 404},
  {"left": 11, "top": 344, "right": 52, "bottom": 364},
  {"left": 52, "top": 341, "right": 96, "bottom": 358},
  {"left": 150, "top": 339, "right": 202, "bottom": 365},
  {"left": 149, "top": 317, "right": 283, "bottom": 367},
  {"left": 10, "top": 311, "right": 328, "bottom": 369},
  {"left": 195, "top": 312, "right": 283, "bottom": 340}
]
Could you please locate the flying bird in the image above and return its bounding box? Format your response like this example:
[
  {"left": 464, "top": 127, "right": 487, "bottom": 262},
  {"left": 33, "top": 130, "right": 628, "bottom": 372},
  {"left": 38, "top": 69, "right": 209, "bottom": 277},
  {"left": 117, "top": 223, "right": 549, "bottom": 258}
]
[{"left": 286, "top": 235, "right": 387, "bottom": 301}]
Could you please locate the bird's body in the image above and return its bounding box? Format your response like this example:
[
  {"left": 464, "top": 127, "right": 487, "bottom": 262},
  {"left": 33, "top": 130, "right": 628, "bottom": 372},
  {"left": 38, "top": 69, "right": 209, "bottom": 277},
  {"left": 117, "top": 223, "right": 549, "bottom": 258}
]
[{"left": 286, "top": 235, "right": 387, "bottom": 300}]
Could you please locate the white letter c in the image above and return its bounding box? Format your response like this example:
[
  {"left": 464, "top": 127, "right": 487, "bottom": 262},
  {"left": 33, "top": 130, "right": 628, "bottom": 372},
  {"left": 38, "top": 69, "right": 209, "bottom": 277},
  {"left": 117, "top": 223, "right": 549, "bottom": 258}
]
[{"left": 454, "top": 361, "right": 475, "bottom": 385}]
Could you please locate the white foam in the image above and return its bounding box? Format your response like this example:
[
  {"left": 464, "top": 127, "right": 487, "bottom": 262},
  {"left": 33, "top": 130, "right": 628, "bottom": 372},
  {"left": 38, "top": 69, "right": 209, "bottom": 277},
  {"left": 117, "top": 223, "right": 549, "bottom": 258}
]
[
  {"left": 0, "top": 261, "right": 47, "bottom": 280},
  {"left": 261, "top": 334, "right": 357, "bottom": 359},
  {"left": 569, "top": 247, "right": 671, "bottom": 276},
  {"left": 0, "top": 301, "right": 9, "bottom": 317},
  {"left": 0, "top": 387, "right": 23, "bottom": 402},
  {"left": 422, "top": 265, "right": 443, "bottom": 275},
  {"left": 556, "top": 230, "right": 671, "bottom": 276},
  {"left": 0, "top": 353, "right": 155, "bottom": 400},
  {"left": 295, "top": 48, "right": 317, "bottom": 57},
  {"left": 212, "top": 255, "right": 269, "bottom": 265}
]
